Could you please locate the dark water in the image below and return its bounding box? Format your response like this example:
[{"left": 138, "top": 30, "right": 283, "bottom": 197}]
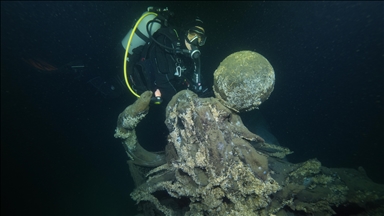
[{"left": 1, "top": 2, "right": 383, "bottom": 215}]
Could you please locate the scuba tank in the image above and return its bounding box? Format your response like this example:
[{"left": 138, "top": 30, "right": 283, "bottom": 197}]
[
  {"left": 121, "top": 7, "right": 173, "bottom": 54},
  {"left": 121, "top": 9, "right": 162, "bottom": 54}
]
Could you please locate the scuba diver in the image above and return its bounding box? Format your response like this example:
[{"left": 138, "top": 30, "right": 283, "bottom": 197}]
[{"left": 122, "top": 7, "right": 211, "bottom": 106}]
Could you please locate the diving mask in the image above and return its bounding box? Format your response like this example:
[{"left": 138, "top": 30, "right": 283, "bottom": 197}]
[{"left": 186, "top": 27, "right": 206, "bottom": 47}]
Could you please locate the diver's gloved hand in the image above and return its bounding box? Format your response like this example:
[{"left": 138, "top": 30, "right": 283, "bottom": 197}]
[
  {"left": 189, "top": 81, "right": 211, "bottom": 97},
  {"left": 198, "top": 87, "right": 213, "bottom": 98},
  {"left": 189, "top": 83, "right": 203, "bottom": 94},
  {"left": 187, "top": 77, "right": 212, "bottom": 97}
]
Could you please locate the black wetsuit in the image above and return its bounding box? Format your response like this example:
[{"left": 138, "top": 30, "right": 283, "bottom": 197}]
[{"left": 129, "top": 26, "right": 194, "bottom": 105}]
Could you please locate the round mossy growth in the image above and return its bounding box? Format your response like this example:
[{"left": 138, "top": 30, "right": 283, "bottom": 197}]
[{"left": 213, "top": 51, "right": 275, "bottom": 112}]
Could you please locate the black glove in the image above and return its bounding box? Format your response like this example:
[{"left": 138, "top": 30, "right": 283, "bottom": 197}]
[
  {"left": 198, "top": 87, "right": 213, "bottom": 98},
  {"left": 188, "top": 81, "right": 213, "bottom": 98},
  {"left": 188, "top": 81, "right": 203, "bottom": 94}
]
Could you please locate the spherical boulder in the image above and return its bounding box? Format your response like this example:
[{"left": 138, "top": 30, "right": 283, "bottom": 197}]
[{"left": 213, "top": 51, "right": 275, "bottom": 112}]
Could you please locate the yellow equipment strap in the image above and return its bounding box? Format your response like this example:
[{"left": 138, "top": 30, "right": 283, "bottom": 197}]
[{"left": 123, "top": 12, "right": 158, "bottom": 98}]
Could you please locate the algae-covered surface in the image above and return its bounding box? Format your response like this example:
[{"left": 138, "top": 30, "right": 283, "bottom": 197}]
[
  {"left": 115, "top": 90, "right": 384, "bottom": 215},
  {"left": 114, "top": 51, "right": 384, "bottom": 215}
]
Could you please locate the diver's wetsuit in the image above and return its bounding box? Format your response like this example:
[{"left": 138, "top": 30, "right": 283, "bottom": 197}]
[{"left": 130, "top": 26, "right": 194, "bottom": 105}]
